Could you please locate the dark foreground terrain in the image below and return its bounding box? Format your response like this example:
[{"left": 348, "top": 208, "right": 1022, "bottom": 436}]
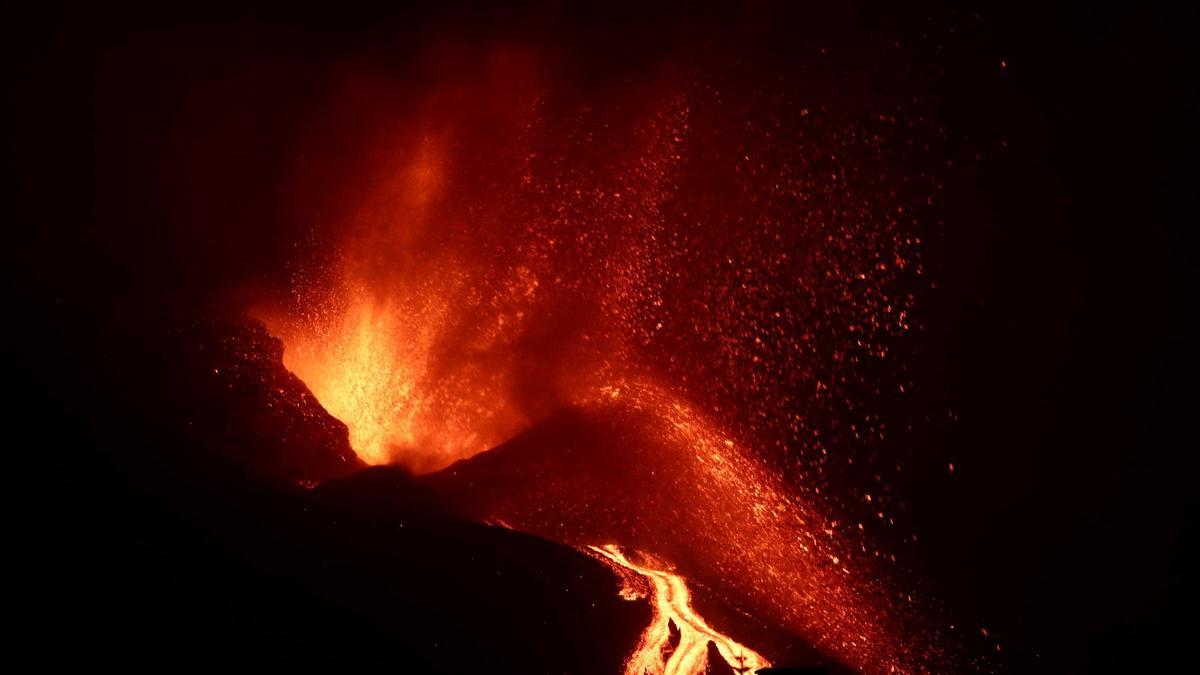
[
  {"left": 16, "top": 316, "right": 833, "bottom": 672},
  {"left": 18, "top": 318, "right": 654, "bottom": 671}
]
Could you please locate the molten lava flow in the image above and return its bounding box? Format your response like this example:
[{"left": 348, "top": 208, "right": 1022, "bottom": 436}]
[{"left": 589, "top": 545, "right": 770, "bottom": 675}]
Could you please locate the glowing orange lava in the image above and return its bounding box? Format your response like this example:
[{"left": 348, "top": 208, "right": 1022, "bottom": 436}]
[
  {"left": 588, "top": 544, "right": 770, "bottom": 675},
  {"left": 265, "top": 283, "right": 532, "bottom": 471},
  {"left": 260, "top": 125, "right": 560, "bottom": 472}
]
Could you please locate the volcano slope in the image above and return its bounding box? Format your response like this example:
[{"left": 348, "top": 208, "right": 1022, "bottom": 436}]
[{"left": 414, "top": 405, "right": 857, "bottom": 671}]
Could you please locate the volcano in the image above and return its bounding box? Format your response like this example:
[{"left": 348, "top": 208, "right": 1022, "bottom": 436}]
[
  {"left": 170, "top": 316, "right": 840, "bottom": 673},
  {"left": 17, "top": 4, "right": 1190, "bottom": 673}
]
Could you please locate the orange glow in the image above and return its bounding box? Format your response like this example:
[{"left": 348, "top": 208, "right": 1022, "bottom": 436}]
[
  {"left": 256, "top": 48, "right": 951, "bottom": 672},
  {"left": 263, "top": 279, "right": 532, "bottom": 471},
  {"left": 588, "top": 544, "right": 770, "bottom": 675},
  {"left": 260, "top": 125, "right": 553, "bottom": 472},
  {"left": 519, "top": 380, "right": 934, "bottom": 673}
]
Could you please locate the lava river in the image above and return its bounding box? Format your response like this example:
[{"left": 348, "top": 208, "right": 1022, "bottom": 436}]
[{"left": 588, "top": 544, "right": 770, "bottom": 675}]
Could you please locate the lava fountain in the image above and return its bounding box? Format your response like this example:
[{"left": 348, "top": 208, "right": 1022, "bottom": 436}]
[{"left": 256, "top": 46, "right": 947, "bottom": 673}]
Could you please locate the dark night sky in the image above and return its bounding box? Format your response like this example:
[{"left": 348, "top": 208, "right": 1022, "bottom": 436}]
[{"left": 9, "top": 2, "right": 1197, "bottom": 672}]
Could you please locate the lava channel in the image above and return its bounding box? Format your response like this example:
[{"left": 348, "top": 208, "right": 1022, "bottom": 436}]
[{"left": 588, "top": 544, "right": 770, "bottom": 675}]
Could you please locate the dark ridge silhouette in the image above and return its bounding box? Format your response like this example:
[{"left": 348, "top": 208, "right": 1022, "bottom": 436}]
[
  {"left": 420, "top": 405, "right": 712, "bottom": 554},
  {"left": 666, "top": 618, "right": 682, "bottom": 661},
  {"left": 178, "top": 317, "right": 363, "bottom": 483},
  {"left": 705, "top": 640, "right": 737, "bottom": 674},
  {"left": 20, "top": 310, "right": 655, "bottom": 671}
]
